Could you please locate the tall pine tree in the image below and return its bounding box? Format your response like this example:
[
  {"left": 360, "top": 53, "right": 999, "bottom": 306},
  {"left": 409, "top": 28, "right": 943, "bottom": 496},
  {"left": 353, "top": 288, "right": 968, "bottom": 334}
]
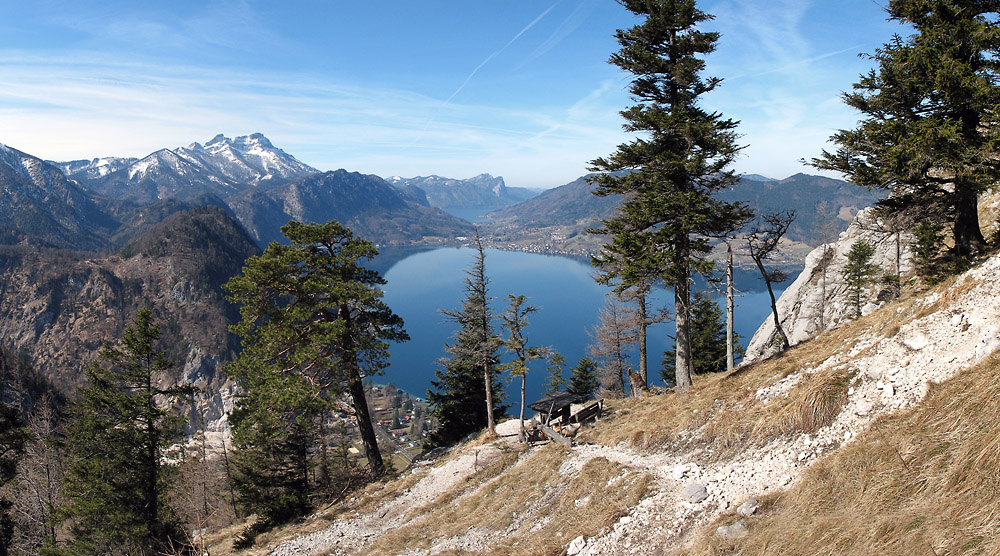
[
  {"left": 55, "top": 308, "right": 187, "bottom": 556},
  {"left": 567, "top": 357, "right": 600, "bottom": 400},
  {"left": 812, "top": 0, "right": 1000, "bottom": 260},
  {"left": 224, "top": 220, "right": 408, "bottom": 489},
  {"left": 427, "top": 233, "right": 507, "bottom": 447},
  {"left": 498, "top": 294, "right": 545, "bottom": 443},
  {"left": 589, "top": 0, "right": 751, "bottom": 392}
]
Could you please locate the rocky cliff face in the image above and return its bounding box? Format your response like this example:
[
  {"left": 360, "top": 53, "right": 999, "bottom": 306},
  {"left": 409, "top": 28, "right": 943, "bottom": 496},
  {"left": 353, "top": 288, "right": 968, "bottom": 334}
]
[
  {"left": 0, "top": 206, "right": 259, "bottom": 434},
  {"left": 744, "top": 207, "right": 914, "bottom": 362},
  {"left": 386, "top": 173, "right": 514, "bottom": 209}
]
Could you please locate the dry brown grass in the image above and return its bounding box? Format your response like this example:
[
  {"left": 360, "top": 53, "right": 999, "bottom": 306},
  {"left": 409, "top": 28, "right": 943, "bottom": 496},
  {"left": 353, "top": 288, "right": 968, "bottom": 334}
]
[
  {"left": 203, "top": 463, "right": 434, "bottom": 556},
  {"left": 683, "top": 351, "right": 1000, "bottom": 556},
  {"left": 485, "top": 456, "right": 652, "bottom": 556},
  {"left": 577, "top": 327, "right": 865, "bottom": 458},
  {"left": 358, "top": 445, "right": 534, "bottom": 555},
  {"left": 359, "top": 444, "right": 652, "bottom": 556}
]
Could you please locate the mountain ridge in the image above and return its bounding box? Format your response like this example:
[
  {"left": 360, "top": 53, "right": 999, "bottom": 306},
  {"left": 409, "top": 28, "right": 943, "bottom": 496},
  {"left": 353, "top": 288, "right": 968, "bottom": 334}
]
[{"left": 57, "top": 133, "right": 319, "bottom": 203}]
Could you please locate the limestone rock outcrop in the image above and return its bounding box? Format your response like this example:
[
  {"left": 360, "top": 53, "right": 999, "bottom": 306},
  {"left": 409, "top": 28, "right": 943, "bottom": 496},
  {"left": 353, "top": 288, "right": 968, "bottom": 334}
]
[{"left": 745, "top": 208, "right": 913, "bottom": 362}]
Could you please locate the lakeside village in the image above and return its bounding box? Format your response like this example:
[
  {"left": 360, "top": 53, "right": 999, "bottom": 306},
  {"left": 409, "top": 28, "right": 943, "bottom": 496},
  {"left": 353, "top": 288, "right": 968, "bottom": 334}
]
[{"left": 333, "top": 382, "right": 435, "bottom": 470}]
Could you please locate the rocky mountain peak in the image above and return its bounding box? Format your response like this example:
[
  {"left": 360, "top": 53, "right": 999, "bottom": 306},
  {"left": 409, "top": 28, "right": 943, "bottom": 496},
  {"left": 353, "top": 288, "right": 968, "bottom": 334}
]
[{"left": 55, "top": 133, "right": 319, "bottom": 203}]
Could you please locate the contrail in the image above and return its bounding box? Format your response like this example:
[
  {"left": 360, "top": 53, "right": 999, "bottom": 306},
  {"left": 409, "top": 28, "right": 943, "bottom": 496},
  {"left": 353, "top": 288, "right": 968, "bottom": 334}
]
[{"left": 445, "top": 3, "right": 558, "bottom": 104}]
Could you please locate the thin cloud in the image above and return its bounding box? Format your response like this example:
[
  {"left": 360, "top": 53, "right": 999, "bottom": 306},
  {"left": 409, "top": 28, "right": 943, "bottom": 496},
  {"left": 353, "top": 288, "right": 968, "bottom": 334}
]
[
  {"left": 517, "top": 1, "right": 595, "bottom": 70},
  {"left": 0, "top": 52, "right": 624, "bottom": 188},
  {"left": 445, "top": 3, "right": 558, "bottom": 103}
]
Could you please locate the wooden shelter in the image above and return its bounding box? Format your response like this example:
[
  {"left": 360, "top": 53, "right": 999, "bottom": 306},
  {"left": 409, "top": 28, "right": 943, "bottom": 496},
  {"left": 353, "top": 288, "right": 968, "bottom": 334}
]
[{"left": 527, "top": 392, "right": 603, "bottom": 446}]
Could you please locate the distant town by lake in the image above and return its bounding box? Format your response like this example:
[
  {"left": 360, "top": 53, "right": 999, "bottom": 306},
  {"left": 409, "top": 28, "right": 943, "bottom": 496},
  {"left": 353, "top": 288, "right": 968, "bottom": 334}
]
[{"left": 377, "top": 247, "right": 798, "bottom": 409}]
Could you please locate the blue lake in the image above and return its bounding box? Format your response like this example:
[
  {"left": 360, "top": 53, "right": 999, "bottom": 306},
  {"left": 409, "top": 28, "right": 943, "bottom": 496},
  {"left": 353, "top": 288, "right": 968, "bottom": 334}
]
[{"left": 377, "top": 247, "right": 796, "bottom": 410}]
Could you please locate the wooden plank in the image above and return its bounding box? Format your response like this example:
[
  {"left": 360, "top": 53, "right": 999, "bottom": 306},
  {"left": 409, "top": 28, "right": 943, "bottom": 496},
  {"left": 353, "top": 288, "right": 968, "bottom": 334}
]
[
  {"left": 539, "top": 423, "right": 572, "bottom": 447},
  {"left": 572, "top": 401, "right": 601, "bottom": 424}
]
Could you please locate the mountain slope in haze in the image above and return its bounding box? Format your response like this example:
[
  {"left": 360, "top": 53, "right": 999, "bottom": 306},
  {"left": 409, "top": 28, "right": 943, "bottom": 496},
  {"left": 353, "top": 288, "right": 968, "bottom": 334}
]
[
  {"left": 487, "top": 174, "right": 620, "bottom": 228},
  {"left": 0, "top": 204, "right": 260, "bottom": 429},
  {"left": 387, "top": 173, "right": 537, "bottom": 210},
  {"left": 58, "top": 133, "right": 319, "bottom": 203},
  {"left": 483, "top": 173, "right": 885, "bottom": 254},
  {"left": 228, "top": 169, "right": 474, "bottom": 246},
  {"left": 0, "top": 143, "right": 120, "bottom": 250},
  {"left": 715, "top": 173, "right": 885, "bottom": 244}
]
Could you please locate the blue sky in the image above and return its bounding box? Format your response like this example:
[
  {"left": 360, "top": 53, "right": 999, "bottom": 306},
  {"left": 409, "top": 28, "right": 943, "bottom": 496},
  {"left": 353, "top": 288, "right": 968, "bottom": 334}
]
[{"left": 0, "top": 0, "right": 906, "bottom": 188}]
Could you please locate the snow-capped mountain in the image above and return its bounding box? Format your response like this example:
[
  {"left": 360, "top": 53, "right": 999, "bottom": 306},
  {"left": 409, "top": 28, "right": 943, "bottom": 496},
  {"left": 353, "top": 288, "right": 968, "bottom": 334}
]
[
  {"left": 0, "top": 143, "right": 119, "bottom": 249},
  {"left": 176, "top": 133, "right": 317, "bottom": 188},
  {"left": 51, "top": 156, "right": 138, "bottom": 187},
  {"left": 386, "top": 173, "right": 517, "bottom": 209},
  {"left": 57, "top": 133, "right": 319, "bottom": 203}
]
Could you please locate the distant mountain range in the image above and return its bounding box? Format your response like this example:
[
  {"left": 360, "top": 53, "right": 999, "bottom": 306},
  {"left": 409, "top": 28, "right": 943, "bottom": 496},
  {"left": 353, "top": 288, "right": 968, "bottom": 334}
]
[
  {"left": 479, "top": 172, "right": 884, "bottom": 254},
  {"left": 34, "top": 133, "right": 473, "bottom": 249},
  {"left": 228, "top": 170, "right": 473, "bottom": 247},
  {"left": 5, "top": 132, "right": 884, "bottom": 256},
  {"left": 0, "top": 143, "right": 120, "bottom": 250},
  {"left": 386, "top": 174, "right": 540, "bottom": 210},
  {"left": 716, "top": 173, "right": 884, "bottom": 244}
]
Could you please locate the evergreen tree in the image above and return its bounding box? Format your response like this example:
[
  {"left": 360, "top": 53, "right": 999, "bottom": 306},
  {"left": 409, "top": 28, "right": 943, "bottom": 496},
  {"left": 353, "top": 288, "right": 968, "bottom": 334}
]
[
  {"left": 498, "top": 295, "right": 545, "bottom": 443},
  {"left": 911, "top": 220, "right": 947, "bottom": 282},
  {"left": 812, "top": 0, "right": 1000, "bottom": 260},
  {"left": 661, "top": 292, "right": 743, "bottom": 385},
  {"left": 427, "top": 234, "right": 507, "bottom": 447},
  {"left": 543, "top": 353, "right": 567, "bottom": 396},
  {"left": 0, "top": 402, "right": 26, "bottom": 556},
  {"left": 224, "top": 221, "right": 408, "bottom": 501},
  {"left": 55, "top": 308, "right": 187, "bottom": 556},
  {"left": 844, "top": 240, "right": 880, "bottom": 317},
  {"left": 227, "top": 360, "right": 324, "bottom": 539},
  {"left": 589, "top": 0, "right": 752, "bottom": 393},
  {"left": 567, "top": 357, "right": 600, "bottom": 400}
]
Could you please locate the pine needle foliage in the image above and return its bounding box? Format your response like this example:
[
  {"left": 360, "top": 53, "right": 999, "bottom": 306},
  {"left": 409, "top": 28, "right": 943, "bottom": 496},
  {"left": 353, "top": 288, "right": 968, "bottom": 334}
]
[
  {"left": 812, "top": 0, "right": 1000, "bottom": 260},
  {"left": 52, "top": 308, "right": 188, "bottom": 556},
  {"left": 223, "top": 220, "right": 408, "bottom": 532},
  {"left": 661, "top": 291, "right": 743, "bottom": 385},
  {"left": 567, "top": 357, "right": 600, "bottom": 400},
  {"left": 427, "top": 234, "right": 507, "bottom": 447},
  {"left": 588, "top": 0, "right": 752, "bottom": 392},
  {"left": 542, "top": 353, "right": 567, "bottom": 397},
  {"left": 498, "top": 294, "right": 545, "bottom": 442}
]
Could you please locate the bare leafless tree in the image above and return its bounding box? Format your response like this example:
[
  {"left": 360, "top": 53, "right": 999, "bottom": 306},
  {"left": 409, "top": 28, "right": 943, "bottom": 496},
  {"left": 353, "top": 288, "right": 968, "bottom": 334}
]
[
  {"left": 8, "top": 395, "right": 63, "bottom": 556},
  {"left": 813, "top": 201, "right": 841, "bottom": 330},
  {"left": 746, "top": 210, "right": 796, "bottom": 351},
  {"left": 587, "top": 296, "right": 638, "bottom": 398}
]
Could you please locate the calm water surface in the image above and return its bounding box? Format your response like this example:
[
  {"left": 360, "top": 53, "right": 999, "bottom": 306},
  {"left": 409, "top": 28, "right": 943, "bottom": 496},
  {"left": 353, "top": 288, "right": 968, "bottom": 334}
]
[{"left": 378, "top": 247, "right": 796, "bottom": 409}]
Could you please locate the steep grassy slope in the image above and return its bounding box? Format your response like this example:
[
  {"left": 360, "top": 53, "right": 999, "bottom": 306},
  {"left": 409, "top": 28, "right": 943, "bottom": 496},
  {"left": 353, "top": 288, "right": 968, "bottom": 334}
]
[
  {"left": 687, "top": 351, "right": 1000, "bottom": 556},
  {"left": 203, "top": 243, "right": 1000, "bottom": 556}
]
